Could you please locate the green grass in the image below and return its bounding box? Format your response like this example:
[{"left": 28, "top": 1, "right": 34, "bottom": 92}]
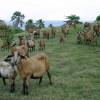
[{"left": 0, "top": 25, "right": 100, "bottom": 100}]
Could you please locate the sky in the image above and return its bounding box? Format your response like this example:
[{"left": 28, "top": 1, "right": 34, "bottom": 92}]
[{"left": 0, "top": 0, "right": 100, "bottom": 21}]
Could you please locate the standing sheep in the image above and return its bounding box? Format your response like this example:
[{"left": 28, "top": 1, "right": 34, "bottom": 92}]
[
  {"left": 38, "top": 39, "right": 45, "bottom": 51},
  {"left": 9, "top": 52, "right": 52, "bottom": 95},
  {"left": 0, "top": 58, "right": 17, "bottom": 93}
]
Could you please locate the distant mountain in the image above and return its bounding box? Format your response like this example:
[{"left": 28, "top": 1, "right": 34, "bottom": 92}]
[
  {"left": 4, "top": 20, "right": 94, "bottom": 29},
  {"left": 44, "top": 20, "right": 64, "bottom": 27}
]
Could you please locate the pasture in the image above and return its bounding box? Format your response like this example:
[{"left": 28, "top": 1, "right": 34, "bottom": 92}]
[{"left": 0, "top": 25, "right": 100, "bottom": 100}]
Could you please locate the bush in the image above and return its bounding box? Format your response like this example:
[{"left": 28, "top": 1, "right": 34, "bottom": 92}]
[{"left": 9, "top": 26, "right": 24, "bottom": 34}]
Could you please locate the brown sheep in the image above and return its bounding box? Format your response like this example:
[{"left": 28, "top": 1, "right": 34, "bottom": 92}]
[
  {"left": 83, "top": 32, "right": 97, "bottom": 45},
  {"left": 84, "top": 22, "right": 91, "bottom": 30},
  {"left": 43, "top": 31, "right": 50, "bottom": 39},
  {"left": 38, "top": 39, "right": 45, "bottom": 51},
  {"left": 51, "top": 27, "right": 56, "bottom": 38},
  {"left": 61, "top": 27, "right": 69, "bottom": 38},
  {"left": 28, "top": 28, "right": 34, "bottom": 33},
  {"left": 27, "top": 39, "right": 35, "bottom": 51},
  {"left": 33, "top": 29, "right": 40, "bottom": 38},
  {"left": 11, "top": 53, "right": 52, "bottom": 95},
  {"left": 18, "top": 36, "right": 26, "bottom": 46},
  {"left": 10, "top": 45, "right": 29, "bottom": 57},
  {"left": 93, "top": 24, "right": 100, "bottom": 36}
]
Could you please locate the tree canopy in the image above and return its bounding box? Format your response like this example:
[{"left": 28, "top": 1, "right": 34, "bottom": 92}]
[
  {"left": 66, "top": 14, "right": 80, "bottom": 23},
  {"left": 96, "top": 15, "right": 100, "bottom": 22},
  {"left": 11, "top": 11, "right": 25, "bottom": 27}
]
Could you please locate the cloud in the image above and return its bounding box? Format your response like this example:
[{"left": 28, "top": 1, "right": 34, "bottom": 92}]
[{"left": 0, "top": 0, "right": 99, "bottom": 21}]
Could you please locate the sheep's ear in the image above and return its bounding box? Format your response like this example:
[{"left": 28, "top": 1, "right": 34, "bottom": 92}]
[
  {"left": 19, "top": 54, "right": 26, "bottom": 59},
  {"left": 4, "top": 58, "right": 11, "bottom": 62},
  {"left": 6, "top": 55, "right": 13, "bottom": 58}
]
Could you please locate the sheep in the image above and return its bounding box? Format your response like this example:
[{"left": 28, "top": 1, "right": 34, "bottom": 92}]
[
  {"left": 28, "top": 28, "right": 34, "bottom": 33},
  {"left": 10, "top": 52, "right": 52, "bottom": 95},
  {"left": 18, "top": 36, "right": 26, "bottom": 46},
  {"left": 83, "top": 31, "right": 97, "bottom": 45},
  {"left": 76, "top": 31, "right": 83, "bottom": 44},
  {"left": 43, "top": 31, "right": 50, "bottom": 39},
  {"left": 61, "top": 27, "right": 69, "bottom": 38},
  {"left": 51, "top": 27, "right": 56, "bottom": 38},
  {"left": 38, "top": 39, "right": 45, "bottom": 51},
  {"left": 33, "top": 29, "right": 40, "bottom": 39},
  {"left": 0, "top": 58, "right": 17, "bottom": 93},
  {"left": 84, "top": 22, "right": 91, "bottom": 30},
  {"left": 27, "top": 39, "right": 35, "bottom": 52},
  {"left": 10, "top": 44, "right": 29, "bottom": 57},
  {"left": 93, "top": 24, "right": 100, "bottom": 36},
  {"left": 59, "top": 35, "right": 65, "bottom": 43}
]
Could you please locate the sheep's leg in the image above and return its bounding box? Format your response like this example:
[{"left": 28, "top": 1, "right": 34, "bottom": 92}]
[
  {"left": 2, "top": 78, "right": 6, "bottom": 86},
  {"left": 23, "top": 79, "right": 26, "bottom": 94},
  {"left": 23, "top": 79, "right": 29, "bottom": 95},
  {"left": 10, "top": 78, "right": 15, "bottom": 93},
  {"left": 44, "top": 45, "right": 45, "bottom": 50},
  {"left": 47, "top": 71, "right": 52, "bottom": 85},
  {"left": 39, "top": 76, "right": 43, "bottom": 85},
  {"left": 34, "top": 46, "right": 35, "bottom": 51}
]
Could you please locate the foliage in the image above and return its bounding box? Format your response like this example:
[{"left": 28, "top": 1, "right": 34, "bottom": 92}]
[
  {"left": 66, "top": 14, "right": 80, "bottom": 23},
  {"left": 36, "top": 19, "right": 45, "bottom": 29},
  {"left": 11, "top": 11, "right": 25, "bottom": 27},
  {"left": 0, "top": 28, "right": 13, "bottom": 46},
  {"left": 48, "top": 24, "right": 53, "bottom": 28},
  {"left": 25, "top": 19, "right": 35, "bottom": 31},
  {"left": 0, "top": 24, "right": 23, "bottom": 46},
  {"left": 96, "top": 15, "right": 100, "bottom": 22},
  {"left": 0, "top": 20, "right": 6, "bottom": 25}
]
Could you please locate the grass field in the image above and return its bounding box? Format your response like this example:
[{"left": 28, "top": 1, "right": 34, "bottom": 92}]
[{"left": 0, "top": 25, "right": 100, "bottom": 100}]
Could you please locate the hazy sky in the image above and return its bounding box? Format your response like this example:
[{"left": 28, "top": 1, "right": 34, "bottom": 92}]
[{"left": 0, "top": 0, "right": 99, "bottom": 21}]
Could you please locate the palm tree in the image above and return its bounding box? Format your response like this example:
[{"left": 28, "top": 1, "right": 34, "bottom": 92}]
[
  {"left": 11, "top": 11, "right": 25, "bottom": 27},
  {"left": 36, "top": 19, "right": 45, "bottom": 29},
  {"left": 66, "top": 14, "right": 80, "bottom": 23}
]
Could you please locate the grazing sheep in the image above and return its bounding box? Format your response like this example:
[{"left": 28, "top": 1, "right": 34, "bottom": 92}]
[
  {"left": 38, "top": 39, "right": 45, "bottom": 51},
  {"left": 10, "top": 52, "right": 52, "bottom": 95},
  {"left": 27, "top": 39, "right": 35, "bottom": 52},
  {"left": 0, "top": 58, "right": 17, "bottom": 92}
]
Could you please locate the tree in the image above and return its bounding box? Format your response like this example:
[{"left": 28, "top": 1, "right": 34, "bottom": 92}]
[
  {"left": 0, "top": 20, "right": 6, "bottom": 25},
  {"left": 66, "top": 14, "right": 80, "bottom": 23},
  {"left": 36, "top": 19, "right": 45, "bottom": 29},
  {"left": 96, "top": 15, "right": 100, "bottom": 22},
  {"left": 49, "top": 24, "right": 53, "bottom": 28},
  {"left": 25, "top": 19, "right": 35, "bottom": 31},
  {"left": 11, "top": 11, "right": 25, "bottom": 27}
]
